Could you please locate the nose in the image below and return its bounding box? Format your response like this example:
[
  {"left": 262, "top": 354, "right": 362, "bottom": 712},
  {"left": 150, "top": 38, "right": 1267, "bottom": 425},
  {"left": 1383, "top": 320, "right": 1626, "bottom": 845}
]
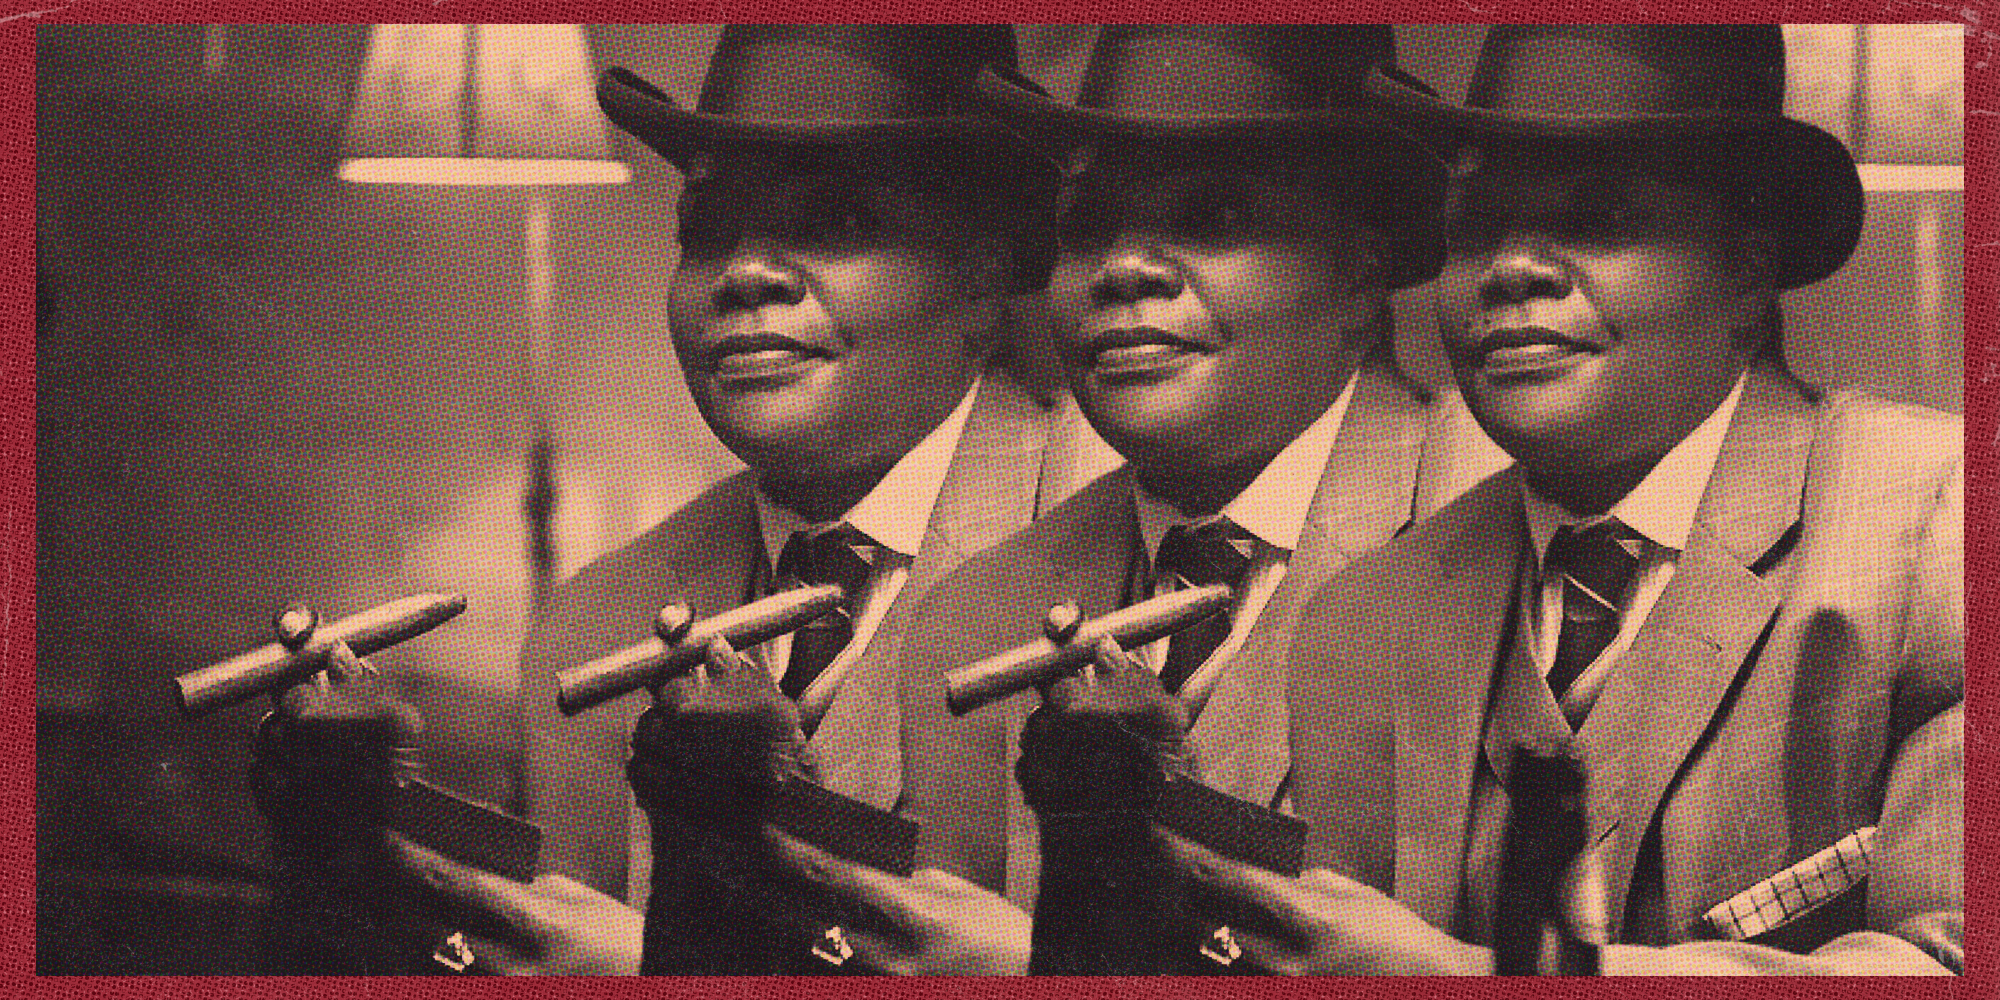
[
  {"left": 1090, "top": 244, "right": 1185, "bottom": 307},
  {"left": 713, "top": 251, "right": 807, "bottom": 313},
  {"left": 1478, "top": 235, "right": 1573, "bottom": 308}
]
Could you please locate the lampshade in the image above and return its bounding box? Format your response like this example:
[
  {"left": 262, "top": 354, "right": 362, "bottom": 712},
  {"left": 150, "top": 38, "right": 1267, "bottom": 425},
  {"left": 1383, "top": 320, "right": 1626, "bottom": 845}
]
[{"left": 339, "top": 24, "right": 630, "bottom": 185}]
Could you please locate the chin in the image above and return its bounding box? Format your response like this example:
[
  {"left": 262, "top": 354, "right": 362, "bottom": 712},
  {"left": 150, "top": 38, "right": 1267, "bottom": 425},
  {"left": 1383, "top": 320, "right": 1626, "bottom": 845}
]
[
  {"left": 1098, "top": 415, "right": 1247, "bottom": 490},
  {"left": 704, "top": 402, "right": 839, "bottom": 470},
  {"left": 1081, "top": 381, "right": 1196, "bottom": 444}
]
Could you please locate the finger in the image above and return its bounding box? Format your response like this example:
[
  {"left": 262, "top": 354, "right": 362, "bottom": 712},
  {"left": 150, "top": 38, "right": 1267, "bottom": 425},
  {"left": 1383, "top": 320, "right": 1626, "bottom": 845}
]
[
  {"left": 1040, "top": 672, "right": 1084, "bottom": 711},
  {"left": 390, "top": 832, "right": 541, "bottom": 940},
  {"left": 273, "top": 603, "right": 318, "bottom": 650},
  {"left": 1298, "top": 867, "right": 1379, "bottom": 899},
  {"left": 765, "top": 827, "right": 930, "bottom": 933},
  {"left": 1157, "top": 828, "right": 1318, "bottom": 932},
  {"left": 908, "top": 867, "right": 988, "bottom": 897},
  {"left": 1092, "top": 635, "right": 1140, "bottom": 676},
  {"left": 323, "top": 640, "right": 370, "bottom": 684},
  {"left": 705, "top": 636, "right": 745, "bottom": 676}
]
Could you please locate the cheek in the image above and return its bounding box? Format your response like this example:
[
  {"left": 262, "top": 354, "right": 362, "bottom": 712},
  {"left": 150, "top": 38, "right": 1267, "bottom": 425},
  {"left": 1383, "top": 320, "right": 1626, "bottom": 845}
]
[
  {"left": 1434, "top": 258, "right": 1482, "bottom": 328},
  {"left": 811, "top": 255, "right": 941, "bottom": 331},
  {"left": 666, "top": 263, "right": 716, "bottom": 340},
  {"left": 813, "top": 252, "right": 987, "bottom": 370},
  {"left": 1585, "top": 254, "right": 1737, "bottom": 356},
  {"left": 1195, "top": 247, "right": 1353, "bottom": 348}
]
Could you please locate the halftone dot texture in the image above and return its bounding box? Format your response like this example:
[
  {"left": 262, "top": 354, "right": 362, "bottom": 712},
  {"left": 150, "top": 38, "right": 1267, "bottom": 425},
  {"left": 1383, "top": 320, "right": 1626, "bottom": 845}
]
[{"left": 22, "top": 19, "right": 1989, "bottom": 993}]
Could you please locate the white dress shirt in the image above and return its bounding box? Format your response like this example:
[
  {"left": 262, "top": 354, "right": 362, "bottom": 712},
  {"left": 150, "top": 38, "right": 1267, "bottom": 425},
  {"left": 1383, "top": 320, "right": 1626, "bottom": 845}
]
[
  {"left": 1130, "top": 371, "right": 1356, "bottom": 706},
  {"left": 1521, "top": 374, "right": 1746, "bottom": 726}
]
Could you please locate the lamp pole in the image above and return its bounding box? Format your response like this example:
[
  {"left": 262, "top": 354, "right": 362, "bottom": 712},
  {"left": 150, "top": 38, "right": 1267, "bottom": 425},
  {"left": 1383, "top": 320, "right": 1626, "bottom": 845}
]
[{"left": 522, "top": 184, "right": 557, "bottom": 618}]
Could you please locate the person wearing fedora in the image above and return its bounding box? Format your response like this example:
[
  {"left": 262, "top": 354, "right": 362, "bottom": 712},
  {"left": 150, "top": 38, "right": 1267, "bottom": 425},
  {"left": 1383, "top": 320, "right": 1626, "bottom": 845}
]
[
  {"left": 385, "top": 26, "right": 1070, "bottom": 974},
  {"left": 769, "top": 26, "right": 1507, "bottom": 974},
  {"left": 1166, "top": 26, "right": 1962, "bottom": 974}
]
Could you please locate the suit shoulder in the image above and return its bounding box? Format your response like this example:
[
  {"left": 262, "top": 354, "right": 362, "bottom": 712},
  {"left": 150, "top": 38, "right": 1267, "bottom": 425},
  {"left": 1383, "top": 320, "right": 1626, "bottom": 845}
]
[
  {"left": 912, "top": 471, "right": 1127, "bottom": 629},
  {"left": 1816, "top": 390, "right": 1961, "bottom": 468},
  {"left": 960, "top": 470, "right": 1126, "bottom": 570},
  {"left": 1806, "top": 391, "right": 1961, "bottom": 517}
]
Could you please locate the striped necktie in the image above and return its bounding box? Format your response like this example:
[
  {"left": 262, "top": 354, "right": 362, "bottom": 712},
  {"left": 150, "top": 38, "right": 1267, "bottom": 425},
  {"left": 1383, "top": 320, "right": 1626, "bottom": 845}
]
[
  {"left": 1154, "top": 518, "right": 1255, "bottom": 694},
  {"left": 771, "top": 524, "right": 876, "bottom": 701},
  {"left": 1542, "top": 520, "right": 1645, "bottom": 700}
]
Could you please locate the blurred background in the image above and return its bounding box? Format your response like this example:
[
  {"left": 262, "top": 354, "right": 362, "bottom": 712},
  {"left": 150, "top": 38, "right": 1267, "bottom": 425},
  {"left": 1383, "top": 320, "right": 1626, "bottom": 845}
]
[{"left": 37, "top": 25, "right": 1962, "bottom": 972}]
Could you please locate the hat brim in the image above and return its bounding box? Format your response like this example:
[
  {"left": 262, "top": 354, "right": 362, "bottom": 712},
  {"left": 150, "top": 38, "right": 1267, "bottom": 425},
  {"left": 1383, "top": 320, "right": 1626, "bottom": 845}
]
[
  {"left": 599, "top": 67, "right": 1029, "bottom": 170},
  {"left": 1365, "top": 64, "right": 1864, "bottom": 288},
  {"left": 976, "top": 64, "right": 1450, "bottom": 290},
  {"left": 976, "top": 63, "right": 1407, "bottom": 145}
]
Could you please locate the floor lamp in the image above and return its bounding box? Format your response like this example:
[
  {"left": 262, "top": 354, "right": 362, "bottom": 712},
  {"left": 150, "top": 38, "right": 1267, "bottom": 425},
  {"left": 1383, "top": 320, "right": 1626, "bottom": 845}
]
[
  {"left": 336, "top": 23, "right": 629, "bottom": 615},
  {"left": 338, "top": 24, "right": 628, "bottom": 813}
]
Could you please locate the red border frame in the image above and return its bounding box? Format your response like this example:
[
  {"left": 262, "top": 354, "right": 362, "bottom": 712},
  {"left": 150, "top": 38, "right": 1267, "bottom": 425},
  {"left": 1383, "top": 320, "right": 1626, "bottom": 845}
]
[{"left": 12, "top": 5, "right": 1991, "bottom": 997}]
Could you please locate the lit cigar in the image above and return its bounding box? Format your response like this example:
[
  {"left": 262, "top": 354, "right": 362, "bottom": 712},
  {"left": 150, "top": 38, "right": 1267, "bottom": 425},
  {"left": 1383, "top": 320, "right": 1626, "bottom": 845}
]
[
  {"left": 556, "top": 584, "right": 845, "bottom": 716},
  {"left": 944, "top": 584, "right": 1233, "bottom": 716},
  {"left": 173, "top": 593, "right": 467, "bottom": 717}
]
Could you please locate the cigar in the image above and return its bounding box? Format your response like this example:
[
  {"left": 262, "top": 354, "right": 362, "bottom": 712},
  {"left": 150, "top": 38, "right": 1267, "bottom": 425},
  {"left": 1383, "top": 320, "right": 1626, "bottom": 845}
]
[
  {"left": 556, "top": 584, "right": 845, "bottom": 716},
  {"left": 944, "top": 584, "right": 1233, "bottom": 716},
  {"left": 173, "top": 593, "right": 467, "bottom": 717}
]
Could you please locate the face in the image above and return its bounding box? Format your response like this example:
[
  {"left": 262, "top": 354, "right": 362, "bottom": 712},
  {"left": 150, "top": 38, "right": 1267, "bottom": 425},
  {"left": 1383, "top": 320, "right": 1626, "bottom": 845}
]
[
  {"left": 1048, "top": 144, "right": 1381, "bottom": 497},
  {"left": 1436, "top": 145, "right": 1768, "bottom": 491},
  {"left": 667, "top": 149, "right": 1003, "bottom": 498}
]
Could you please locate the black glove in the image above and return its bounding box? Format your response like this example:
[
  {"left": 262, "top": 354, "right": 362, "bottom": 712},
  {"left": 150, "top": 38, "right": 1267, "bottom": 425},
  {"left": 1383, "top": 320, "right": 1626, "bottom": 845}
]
[
  {"left": 1016, "top": 639, "right": 1193, "bottom": 974},
  {"left": 626, "top": 637, "right": 814, "bottom": 839},
  {"left": 1017, "top": 637, "right": 1192, "bottom": 815},
  {"left": 249, "top": 640, "right": 423, "bottom": 974},
  {"left": 627, "top": 638, "right": 831, "bottom": 974}
]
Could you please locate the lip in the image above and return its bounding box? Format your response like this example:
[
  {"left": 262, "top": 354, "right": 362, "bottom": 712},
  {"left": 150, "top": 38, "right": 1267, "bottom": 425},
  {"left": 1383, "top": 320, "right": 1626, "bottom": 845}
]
[
  {"left": 701, "top": 333, "right": 834, "bottom": 385},
  {"left": 1076, "top": 326, "right": 1217, "bottom": 382},
  {"left": 1466, "top": 326, "right": 1601, "bottom": 380}
]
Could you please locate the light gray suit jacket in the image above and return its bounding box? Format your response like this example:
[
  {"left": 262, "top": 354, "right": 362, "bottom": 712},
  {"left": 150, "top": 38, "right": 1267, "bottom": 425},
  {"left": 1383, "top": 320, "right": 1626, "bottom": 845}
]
[
  {"left": 520, "top": 372, "right": 1053, "bottom": 900},
  {"left": 1288, "top": 369, "right": 1963, "bottom": 973}
]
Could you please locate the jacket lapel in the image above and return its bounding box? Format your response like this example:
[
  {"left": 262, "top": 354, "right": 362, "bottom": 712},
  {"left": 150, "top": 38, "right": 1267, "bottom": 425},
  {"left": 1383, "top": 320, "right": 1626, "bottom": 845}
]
[
  {"left": 674, "top": 474, "right": 764, "bottom": 624},
  {"left": 911, "top": 373, "right": 1052, "bottom": 596},
  {"left": 1575, "top": 368, "right": 1814, "bottom": 933},
  {"left": 1394, "top": 470, "right": 1526, "bottom": 929},
  {"left": 1189, "top": 365, "right": 1427, "bottom": 807},
  {"left": 813, "top": 373, "right": 1051, "bottom": 808}
]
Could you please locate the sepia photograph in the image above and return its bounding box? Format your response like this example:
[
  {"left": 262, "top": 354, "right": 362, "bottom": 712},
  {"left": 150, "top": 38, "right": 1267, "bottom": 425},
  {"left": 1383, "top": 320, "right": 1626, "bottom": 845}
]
[{"left": 36, "top": 23, "right": 1965, "bottom": 976}]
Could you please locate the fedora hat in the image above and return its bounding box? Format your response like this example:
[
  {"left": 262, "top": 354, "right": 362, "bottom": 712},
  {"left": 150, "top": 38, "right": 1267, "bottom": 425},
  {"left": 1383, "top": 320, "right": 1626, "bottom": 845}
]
[
  {"left": 1368, "top": 25, "right": 1864, "bottom": 288},
  {"left": 978, "top": 26, "right": 1450, "bottom": 290},
  {"left": 599, "top": 25, "right": 1044, "bottom": 168}
]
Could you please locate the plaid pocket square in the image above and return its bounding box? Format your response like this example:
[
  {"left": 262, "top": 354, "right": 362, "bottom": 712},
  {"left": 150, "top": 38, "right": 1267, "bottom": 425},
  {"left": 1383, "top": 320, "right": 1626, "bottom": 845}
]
[{"left": 1701, "top": 827, "right": 1875, "bottom": 941}]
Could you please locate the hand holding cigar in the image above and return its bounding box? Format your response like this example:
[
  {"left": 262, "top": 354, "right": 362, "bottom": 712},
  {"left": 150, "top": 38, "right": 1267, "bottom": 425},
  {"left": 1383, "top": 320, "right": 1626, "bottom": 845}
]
[
  {"left": 943, "top": 583, "right": 1233, "bottom": 715},
  {"left": 556, "top": 585, "right": 845, "bottom": 715},
  {"left": 173, "top": 593, "right": 466, "bottom": 717}
]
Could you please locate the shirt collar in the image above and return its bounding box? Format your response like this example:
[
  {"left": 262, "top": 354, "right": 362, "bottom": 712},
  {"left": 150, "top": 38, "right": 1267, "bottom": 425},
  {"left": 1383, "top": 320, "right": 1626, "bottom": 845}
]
[
  {"left": 1135, "top": 369, "right": 1357, "bottom": 562},
  {"left": 1524, "top": 372, "right": 1747, "bottom": 564},
  {"left": 755, "top": 375, "right": 982, "bottom": 567}
]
